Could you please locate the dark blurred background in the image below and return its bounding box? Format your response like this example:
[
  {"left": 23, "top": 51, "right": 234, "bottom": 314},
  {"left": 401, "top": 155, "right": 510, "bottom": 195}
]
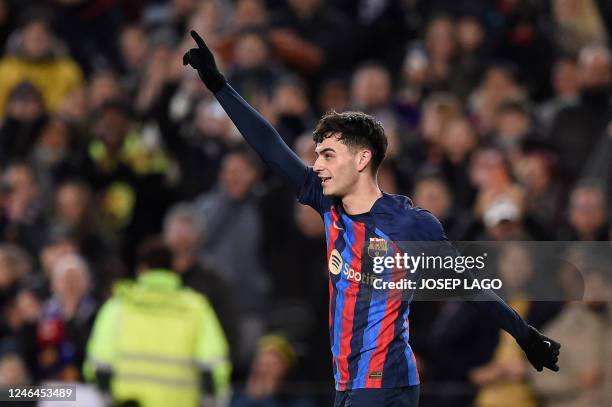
[{"left": 0, "top": 0, "right": 611, "bottom": 406}]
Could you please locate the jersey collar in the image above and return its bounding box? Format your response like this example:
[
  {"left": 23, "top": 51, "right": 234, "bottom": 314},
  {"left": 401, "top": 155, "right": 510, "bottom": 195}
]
[{"left": 336, "top": 191, "right": 388, "bottom": 222}]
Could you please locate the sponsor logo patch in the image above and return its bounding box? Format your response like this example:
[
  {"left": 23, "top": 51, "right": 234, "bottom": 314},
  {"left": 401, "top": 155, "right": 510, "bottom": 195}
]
[{"left": 329, "top": 249, "right": 343, "bottom": 275}]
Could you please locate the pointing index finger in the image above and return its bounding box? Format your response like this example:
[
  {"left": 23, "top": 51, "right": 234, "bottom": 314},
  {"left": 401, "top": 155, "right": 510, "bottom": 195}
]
[{"left": 191, "top": 30, "right": 206, "bottom": 49}]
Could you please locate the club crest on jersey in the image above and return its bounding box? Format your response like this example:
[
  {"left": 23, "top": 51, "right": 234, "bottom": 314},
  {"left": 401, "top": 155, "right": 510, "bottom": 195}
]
[{"left": 367, "top": 237, "right": 388, "bottom": 258}]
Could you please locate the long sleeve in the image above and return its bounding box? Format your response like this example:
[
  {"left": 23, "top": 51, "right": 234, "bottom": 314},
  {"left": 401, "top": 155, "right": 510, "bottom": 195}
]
[
  {"left": 83, "top": 298, "right": 121, "bottom": 382},
  {"left": 414, "top": 212, "right": 530, "bottom": 346},
  {"left": 467, "top": 289, "right": 530, "bottom": 346},
  {"left": 215, "top": 83, "right": 309, "bottom": 189},
  {"left": 195, "top": 296, "right": 231, "bottom": 396}
]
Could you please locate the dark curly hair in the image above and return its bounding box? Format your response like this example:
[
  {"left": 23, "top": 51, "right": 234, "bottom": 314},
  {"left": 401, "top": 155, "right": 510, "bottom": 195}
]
[{"left": 313, "top": 110, "right": 388, "bottom": 173}]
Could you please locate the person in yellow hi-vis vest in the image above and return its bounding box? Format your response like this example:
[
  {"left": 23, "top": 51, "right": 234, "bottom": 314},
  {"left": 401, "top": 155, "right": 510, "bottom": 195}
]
[{"left": 84, "top": 240, "right": 231, "bottom": 407}]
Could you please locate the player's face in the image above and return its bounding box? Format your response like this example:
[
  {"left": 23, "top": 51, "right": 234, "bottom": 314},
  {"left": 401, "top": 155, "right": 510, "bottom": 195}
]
[{"left": 313, "top": 135, "right": 360, "bottom": 197}]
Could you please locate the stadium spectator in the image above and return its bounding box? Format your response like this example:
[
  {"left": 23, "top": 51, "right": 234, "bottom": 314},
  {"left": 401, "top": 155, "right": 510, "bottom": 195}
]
[
  {"left": 438, "top": 117, "right": 478, "bottom": 210},
  {"left": 421, "top": 300, "right": 498, "bottom": 407},
  {"left": 0, "top": 82, "right": 46, "bottom": 163},
  {"left": 85, "top": 101, "right": 171, "bottom": 256},
  {"left": 267, "top": 76, "right": 314, "bottom": 146},
  {"left": 412, "top": 176, "right": 457, "bottom": 237},
  {"left": 0, "top": 244, "right": 32, "bottom": 305},
  {"left": 559, "top": 181, "right": 609, "bottom": 241},
  {"left": 470, "top": 148, "right": 524, "bottom": 220},
  {"left": 469, "top": 63, "right": 525, "bottom": 134},
  {"left": 547, "top": 44, "right": 612, "bottom": 188},
  {"left": 331, "top": 0, "right": 410, "bottom": 74},
  {"left": 159, "top": 97, "right": 233, "bottom": 199},
  {"left": 50, "top": 0, "right": 125, "bottom": 75},
  {"left": 29, "top": 117, "right": 86, "bottom": 199},
  {"left": 0, "top": 162, "right": 48, "bottom": 256},
  {"left": 133, "top": 28, "right": 180, "bottom": 116},
  {"left": 0, "top": 244, "right": 38, "bottom": 378},
  {"left": 84, "top": 240, "right": 230, "bottom": 407},
  {"left": 270, "top": 0, "right": 350, "bottom": 76},
  {"left": 37, "top": 254, "right": 96, "bottom": 382},
  {"left": 0, "top": 352, "right": 29, "bottom": 386},
  {"left": 396, "top": 47, "right": 428, "bottom": 129},
  {"left": 421, "top": 92, "right": 462, "bottom": 149},
  {"left": 38, "top": 236, "right": 78, "bottom": 286},
  {"left": 144, "top": 0, "right": 201, "bottom": 40},
  {"left": 232, "top": 0, "right": 269, "bottom": 31},
  {"left": 0, "top": 287, "right": 40, "bottom": 382},
  {"left": 0, "top": 352, "right": 37, "bottom": 407},
  {"left": 227, "top": 30, "right": 282, "bottom": 104},
  {"left": 489, "top": 0, "right": 553, "bottom": 98},
  {"left": 350, "top": 62, "right": 396, "bottom": 130},
  {"left": 87, "top": 70, "right": 125, "bottom": 113},
  {"left": 452, "top": 14, "right": 487, "bottom": 101},
  {"left": 529, "top": 268, "right": 610, "bottom": 406},
  {"left": 537, "top": 56, "right": 580, "bottom": 132},
  {"left": 469, "top": 243, "right": 538, "bottom": 407},
  {"left": 0, "top": 13, "right": 83, "bottom": 116},
  {"left": 482, "top": 199, "right": 529, "bottom": 241},
  {"left": 162, "top": 203, "right": 239, "bottom": 369},
  {"left": 490, "top": 99, "right": 533, "bottom": 158},
  {"left": 422, "top": 15, "right": 456, "bottom": 92},
  {"left": 195, "top": 148, "right": 269, "bottom": 369},
  {"left": 316, "top": 77, "right": 350, "bottom": 115},
  {"left": 551, "top": 0, "right": 609, "bottom": 55},
  {"left": 118, "top": 24, "right": 149, "bottom": 98},
  {"left": 514, "top": 149, "right": 563, "bottom": 232},
  {"left": 50, "top": 180, "right": 120, "bottom": 296}
]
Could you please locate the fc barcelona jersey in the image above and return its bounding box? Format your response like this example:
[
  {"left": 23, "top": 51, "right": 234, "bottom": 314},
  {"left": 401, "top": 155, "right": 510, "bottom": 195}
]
[
  {"left": 214, "top": 82, "right": 530, "bottom": 391},
  {"left": 298, "top": 168, "right": 447, "bottom": 390}
]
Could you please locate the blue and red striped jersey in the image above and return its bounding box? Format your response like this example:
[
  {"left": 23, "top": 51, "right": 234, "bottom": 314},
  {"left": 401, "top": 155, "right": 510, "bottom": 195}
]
[
  {"left": 215, "top": 83, "right": 530, "bottom": 391},
  {"left": 298, "top": 168, "right": 446, "bottom": 390}
]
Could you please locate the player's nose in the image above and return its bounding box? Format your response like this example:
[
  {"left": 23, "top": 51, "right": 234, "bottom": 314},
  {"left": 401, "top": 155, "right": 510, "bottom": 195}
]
[{"left": 313, "top": 157, "right": 325, "bottom": 173}]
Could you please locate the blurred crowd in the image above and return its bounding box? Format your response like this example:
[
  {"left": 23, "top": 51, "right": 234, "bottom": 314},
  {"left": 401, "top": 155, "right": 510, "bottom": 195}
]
[{"left": 0, "top": 0, "right": 611, "bottom": 406}]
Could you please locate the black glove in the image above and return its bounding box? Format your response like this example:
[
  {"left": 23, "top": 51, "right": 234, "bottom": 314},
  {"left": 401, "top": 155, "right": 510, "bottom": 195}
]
[
  {"left": 521, "top": 325, "right": 561, "bottom": 372},
  {"left": 183, "top": 30, "right": 226, "bottom": 93}
]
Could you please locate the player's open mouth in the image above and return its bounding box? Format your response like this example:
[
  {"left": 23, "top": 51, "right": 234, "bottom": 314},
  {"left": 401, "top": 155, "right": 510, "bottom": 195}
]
[{"left": 320, "top": 177, "right": 331, "bottom": 185}]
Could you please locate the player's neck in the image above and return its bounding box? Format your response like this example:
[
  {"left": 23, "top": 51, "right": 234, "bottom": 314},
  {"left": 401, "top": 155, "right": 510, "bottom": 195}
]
[{"left": 341, "top": 179, "right": 382, "bottom": 215}]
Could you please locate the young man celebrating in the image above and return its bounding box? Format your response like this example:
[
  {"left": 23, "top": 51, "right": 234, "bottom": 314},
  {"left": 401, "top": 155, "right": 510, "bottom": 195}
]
[{"left": 183, "top": 31, "right": 560, "bottom": 407}]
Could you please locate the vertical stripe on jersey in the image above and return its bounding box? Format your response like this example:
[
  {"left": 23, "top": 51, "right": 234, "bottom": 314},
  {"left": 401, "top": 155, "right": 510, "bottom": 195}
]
[
  {"left": 401, "top": 306, "right": 419, "bottom": 384},
  {"left": 326, "top": 209, "right": 341, "bottom": 331},
  {"left": 325, "top": 207, "right": 342, "bottom": 385},
  {"left": 347, "top": 241, "right": 377, "bottom": 387},
  {"left": 380, "top": 301, "right": 413, "bottom": 387},
  {"left": 362, "top": 228, "right": 404, "bottom": 388},
  {"left": 330, "top": 207, "right": 349, "bottom": 387},
  {"left": 336, "top": 214, "right": 366, "bottom": 390}
]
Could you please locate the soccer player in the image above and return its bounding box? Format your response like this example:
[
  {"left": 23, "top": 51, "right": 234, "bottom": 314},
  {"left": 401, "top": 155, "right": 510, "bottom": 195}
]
[{"left": 183, "top": 31, "right": 561, "bottom": 407}]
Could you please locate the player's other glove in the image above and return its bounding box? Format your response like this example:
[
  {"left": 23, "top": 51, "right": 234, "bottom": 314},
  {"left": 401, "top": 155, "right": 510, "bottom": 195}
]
[
  {"left": 521, "top": 325, "right": 561, "bottom": 372},
  {"left": 183, "top": 30, "right": 226, "bottom": 93}
]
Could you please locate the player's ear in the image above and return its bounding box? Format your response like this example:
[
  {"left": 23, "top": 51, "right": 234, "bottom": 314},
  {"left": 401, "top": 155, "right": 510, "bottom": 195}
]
[{"left": 356, "top": 149, "right": 372, "bottom": 172}]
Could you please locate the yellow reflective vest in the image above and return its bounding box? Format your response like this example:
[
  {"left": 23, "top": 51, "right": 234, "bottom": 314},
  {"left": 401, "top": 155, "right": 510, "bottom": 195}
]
[{"left": 84, "top": 269, "right": 230, "bottom": 407}]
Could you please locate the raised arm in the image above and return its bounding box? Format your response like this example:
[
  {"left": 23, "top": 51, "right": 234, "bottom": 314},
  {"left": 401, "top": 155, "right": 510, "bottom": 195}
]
[{"left": 183, "top": 31, "right": 308, "bottom": 189}]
